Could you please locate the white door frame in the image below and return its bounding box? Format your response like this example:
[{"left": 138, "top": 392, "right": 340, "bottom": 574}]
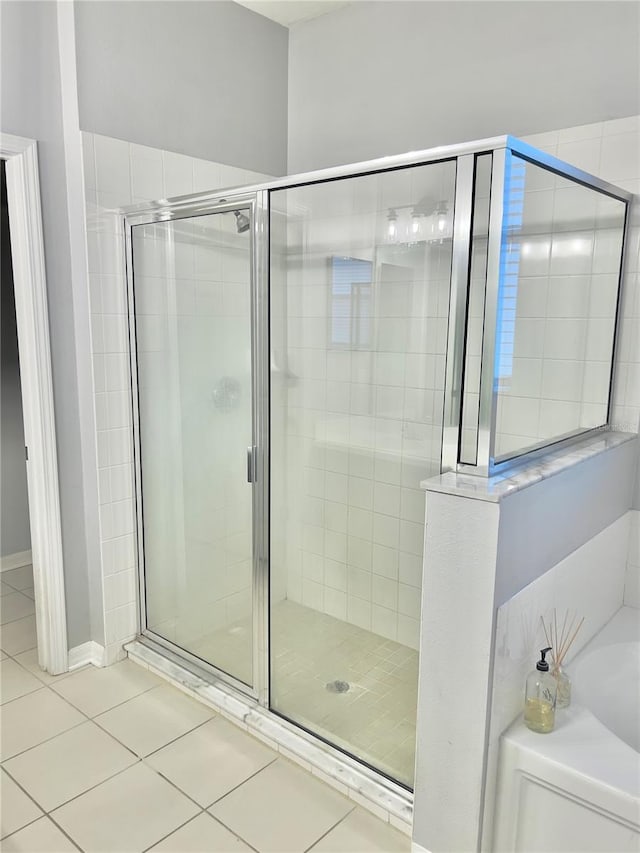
[{"left": 1, "top": 133, "right": 68, "bottom": 674}]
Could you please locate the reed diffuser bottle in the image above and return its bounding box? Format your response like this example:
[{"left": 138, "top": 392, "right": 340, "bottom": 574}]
[
  {"left": 524, "top": 647, "right": 557, "bottom": 733},
  {"left": 541, "top": 610, "right": 584, "bottom": 710}
]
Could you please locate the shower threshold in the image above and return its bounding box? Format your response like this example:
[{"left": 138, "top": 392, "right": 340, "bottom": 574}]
[{"left": 125, "top": 637, "right": 413, "bottom": 834}]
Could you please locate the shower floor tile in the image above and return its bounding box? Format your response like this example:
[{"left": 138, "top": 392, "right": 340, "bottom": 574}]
[
  {"left": 188, "top": 600, "right": 419, "bottom": 787},
  {"left": 272, "top": 602, "right": 419, "bottom": 788}
]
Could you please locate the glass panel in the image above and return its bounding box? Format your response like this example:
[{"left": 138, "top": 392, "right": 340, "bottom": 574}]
[
  {"left": 460, "top": 154, "right": 492, "bottom": 465},
  {"left": 270, "top": 161, "right": 456, "bottom": 788},
  {"left": 132, "top": 209, "right": 254, "bottom": 686},
  {"left": 493, "top": 157, "right": 626, "bottom": 462}
]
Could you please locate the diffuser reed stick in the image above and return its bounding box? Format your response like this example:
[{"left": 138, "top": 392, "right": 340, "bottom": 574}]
[
  {"left": 540, "top": 609, "right": 584, "bottom": 709},
  {"left": 540, "top": 609, "right": 584, "bottom": 668}
]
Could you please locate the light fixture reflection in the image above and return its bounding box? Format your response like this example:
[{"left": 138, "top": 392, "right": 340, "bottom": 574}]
[
  {"left": 382, "top": 200, "right": 452, "bottom": 247},
  {"left": 386, "top": 208, "right": 398, "bottom": 243},
  {"left": 432, "top": 201, "right": 450, "bottom": 242}
]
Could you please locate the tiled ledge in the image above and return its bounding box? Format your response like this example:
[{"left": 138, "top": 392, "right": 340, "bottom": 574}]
[{"left": 421, "top": 431, "right": 637, "bottom": 503}]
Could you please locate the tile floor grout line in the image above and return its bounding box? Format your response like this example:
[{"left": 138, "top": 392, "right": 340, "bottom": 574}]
[
  {"left": 10, "top": 700, "right": 268, "bottom": 821},
  {"left": 85, "top": 714, "right": 154, "bottom": 760},
  {"left": 1, "top": 654, "right": 231, "bottom": 832},
  {"left": 303, "top": 805, "right": 358, "bottom": 853},
  {"left": 48, "top": 666, "right": 166, "bottom": 719},
  {"left": 45, "top": 758, "right": 148, "bottom": 818},
  {"left": 89, "top": 711, "right": 215, "bottom": 765},
  {"left": 42, "top": 809, "right": 87, "bottom": 852},
  {"left": 0, "top": 678, "right": 112, "bottom": 756},
  {"left": 1, "top": 767, "right": 85, "bottom": 851},
  {"left": 202, "top": 808, "right": 263, "bottom": 853},
  {"left": 0, "top": 649, "right": 60, "bottom": 705},
  {"left": 0, "top": 640, "right": 37, "bottom": 660},
  {"left": 138, "top": 714, "right": 217, "bottom": 760},
  {"left": 206, "top": 755, "right": 280, "bottom": 809},
  {"left": 0, "top": 586, "right": 35, "bottom": 598},
  {"left": 1, "top": 579, "right": 33, "bottom": 595},
  {"left": 0, "top": 812, "right": 43, "bottom": 843},
  {"left": 3, "top": 751, "right": 142, "bottom": 815},
  {"left": 2, "top": 677, "right": 157, "bottom": 769},
  {"left": 0, "top": 715, "right": 90, "bottom": 764},
  {"left": 0, "top": 682, "right": 42, "bottom": 706},
  {"left": 0, "top": 765, "right": 47, "bottom": 819},
  {"left": 139, "top": 810, "right": 206, "bottom": 853},
  {"left": 141, "top": 761, "right": 216, "bottom": 813},
  {"left": 0, "top": 612, "right": 36, "bottom": 628}
]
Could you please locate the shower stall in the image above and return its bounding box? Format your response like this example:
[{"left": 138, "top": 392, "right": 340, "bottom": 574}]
[{"left": 124, "top": 136, "right": 630, "bottom": 796}]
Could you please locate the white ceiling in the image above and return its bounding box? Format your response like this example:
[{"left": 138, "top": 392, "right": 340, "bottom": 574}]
[{"left": 234, "top": 0, "right": 351, "bottom": 28}]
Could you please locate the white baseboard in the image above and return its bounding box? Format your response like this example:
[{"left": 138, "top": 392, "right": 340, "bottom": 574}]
[
  {"left": 68, "top": 641, "right": 105, "bottom": 669},
  {"left": 0, "top": 550, "right": 32, "bottom": 572},
  {"left": 411, "top": 844, "right": 430, "bottom": 853}
]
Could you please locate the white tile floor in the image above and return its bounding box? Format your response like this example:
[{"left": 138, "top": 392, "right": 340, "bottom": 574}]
[{"left": 1, "top": 567, "right": 410, "bottom": 852}]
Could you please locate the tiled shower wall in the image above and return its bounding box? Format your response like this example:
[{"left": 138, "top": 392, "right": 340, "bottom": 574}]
[
  {"left": 269, "top": 163, "right": 456, "bottom": 651},
  {"left": 274, "top": 247, "right": 451, "bottom": 650},
  {"left": 81, "top": 132, "right": 270, "bottom": 664},
  {"left": 521, "top": 119, "right": 640, "bottom": 617},
  {"left": 493, "top": 171, "right": 625, "bottom": 458},
  {"left": 521, "top": 117, "right": 640, "bottom": 437},
  {"left": 81, "top": 117, "right": 639, "bottom": 665}
]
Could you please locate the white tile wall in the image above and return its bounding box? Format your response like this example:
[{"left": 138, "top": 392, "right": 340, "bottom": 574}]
[
  {"left": 82, "top": 132, "right": 270, "bottom": 664},
  {"left": 270, "top": 162, "right": 456, "bottom": 648},
  {"left": 492, "top": 118, "right": 640, "bottom": 458},
  {"left": 521, "top": 117, "right": 640, "bottom": 439}
]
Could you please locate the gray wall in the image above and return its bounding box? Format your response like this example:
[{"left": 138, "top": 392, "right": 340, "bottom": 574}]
[
  {"left": 1, "top": 162, "right": 31, "bottom": 559},
  {"left": 74, "top": 0, "right": 288, "bottom": 176},
  {"left": 1, "top": 0, "right": 92, "bottom": 646},
  {"left": 496, "top": 438, "right": 637, "bottom": 605},
  {"left": 288, "top": 1, "right": 640, "bottom": 172}
]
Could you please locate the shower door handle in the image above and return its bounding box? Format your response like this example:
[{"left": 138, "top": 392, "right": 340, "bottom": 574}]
[{"left": 247, "top": 445, "right": 257, "bottom": 483}]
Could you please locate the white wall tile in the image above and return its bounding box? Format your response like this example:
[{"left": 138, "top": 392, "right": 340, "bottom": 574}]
[
  {"left": 599, "top": 133, "right": 640, "bottom": 182},
  {"left": 162, "top": 150, "right": 194, "bottom": 197},
  {"left": 94, "top": 135, "right": 131, "bottom": 200},
  {"left": 131, "top": 145, "right": 164, "bottom": 200}
]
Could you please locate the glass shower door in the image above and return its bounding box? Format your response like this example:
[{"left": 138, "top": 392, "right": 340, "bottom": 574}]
[
  {"left": 269, "top": 161, "right": 456, "bottom": 787},
  {"left": 130, "top": 204, "right": 255, "bottom": 688}
]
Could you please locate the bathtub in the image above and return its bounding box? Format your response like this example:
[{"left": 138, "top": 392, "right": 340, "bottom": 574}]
[{"left": 492, "top": 606, "right": 640, "bottom": 853}]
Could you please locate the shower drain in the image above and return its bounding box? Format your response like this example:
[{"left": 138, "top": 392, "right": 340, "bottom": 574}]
[{"left": 326, "top": 679, "right": 350, "bottom": 693}]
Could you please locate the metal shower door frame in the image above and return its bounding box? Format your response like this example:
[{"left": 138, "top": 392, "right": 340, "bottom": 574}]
[
  {"left": 124, "top": 190, "right": 271, "bottom": 704},
  {"left": 453, "top": 138, "right": 634, "bottom": 478},
  {"left": 122, "top": 140, "right": 500, "bottom": 711}
]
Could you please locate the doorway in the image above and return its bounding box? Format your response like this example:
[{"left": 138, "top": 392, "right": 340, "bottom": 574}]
[
  {"left": 1, "top": 160, "right": 36, "bottom": 652},
  {"left": 0, "top": 134, "right": 67, "bottom": 675}
]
